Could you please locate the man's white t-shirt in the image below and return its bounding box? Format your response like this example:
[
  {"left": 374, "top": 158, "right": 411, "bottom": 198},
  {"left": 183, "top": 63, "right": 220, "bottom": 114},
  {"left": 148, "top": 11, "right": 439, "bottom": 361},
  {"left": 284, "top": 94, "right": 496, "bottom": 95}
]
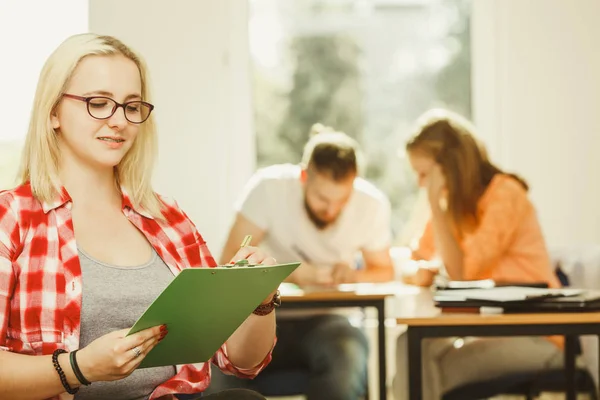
[{"left": 236, "top": 164, "right": 392, "bottom": 270}]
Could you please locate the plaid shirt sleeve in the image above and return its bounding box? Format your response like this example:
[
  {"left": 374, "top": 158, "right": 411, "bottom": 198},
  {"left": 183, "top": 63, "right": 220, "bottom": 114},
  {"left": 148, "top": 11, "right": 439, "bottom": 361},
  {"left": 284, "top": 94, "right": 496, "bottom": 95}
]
[
  {"left": 0, "top": 193, "right": 19, "bottom": 351},
  {"left": 212, "top": 341, "right": 275, "bottom": 379}
]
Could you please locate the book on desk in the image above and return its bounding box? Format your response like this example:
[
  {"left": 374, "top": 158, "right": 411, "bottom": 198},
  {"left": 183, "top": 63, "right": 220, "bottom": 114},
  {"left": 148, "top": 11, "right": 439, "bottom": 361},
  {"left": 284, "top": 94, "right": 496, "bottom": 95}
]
[
  {"left": 433, "top": 278, "right": 550, "bottom": 291},
  {"left": 433, "top": 286, "right": 600, "bottom": 313}
]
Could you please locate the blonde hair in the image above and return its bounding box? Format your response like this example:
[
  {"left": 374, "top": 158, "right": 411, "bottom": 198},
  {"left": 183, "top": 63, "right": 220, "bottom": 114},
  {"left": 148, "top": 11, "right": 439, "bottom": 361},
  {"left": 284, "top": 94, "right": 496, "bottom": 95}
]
[
  {"left": 301, "top": 123, "right": 363, "bottom": 180},
  {"left": 18, "top": 33, "right": 163, "bottom": 217}
]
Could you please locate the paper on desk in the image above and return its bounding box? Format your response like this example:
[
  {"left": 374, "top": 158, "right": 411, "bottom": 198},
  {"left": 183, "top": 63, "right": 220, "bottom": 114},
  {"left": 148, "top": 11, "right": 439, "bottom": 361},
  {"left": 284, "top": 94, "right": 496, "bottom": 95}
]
[
  {"left": 279, "top": 282, "right": 304, "bottom": 296},
  {"left": 435, "top": 286, "right": 584, "bottom": 302},
  {"left": 279, "top": 282, "right": 416, "bottom": 296}
]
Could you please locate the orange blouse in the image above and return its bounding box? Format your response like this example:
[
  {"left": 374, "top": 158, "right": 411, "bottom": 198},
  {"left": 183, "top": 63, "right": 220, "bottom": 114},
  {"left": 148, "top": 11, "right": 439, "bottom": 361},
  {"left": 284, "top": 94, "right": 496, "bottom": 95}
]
[{"left": 414, "top": 174, "right": 559, "bottom": 287}]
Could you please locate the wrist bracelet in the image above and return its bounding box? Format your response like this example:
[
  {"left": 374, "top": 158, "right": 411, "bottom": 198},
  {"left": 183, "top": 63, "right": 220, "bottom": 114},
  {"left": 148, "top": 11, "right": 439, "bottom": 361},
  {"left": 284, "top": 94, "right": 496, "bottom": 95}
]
[
  {"left": 52, "top": 349, "right": 78, "bottom": 395},
  {"left": 252, "top": 290, "right": 281, "bottom": 316},
  {"left": 70, "top": 349, "right": 92, "bottom": 386}
]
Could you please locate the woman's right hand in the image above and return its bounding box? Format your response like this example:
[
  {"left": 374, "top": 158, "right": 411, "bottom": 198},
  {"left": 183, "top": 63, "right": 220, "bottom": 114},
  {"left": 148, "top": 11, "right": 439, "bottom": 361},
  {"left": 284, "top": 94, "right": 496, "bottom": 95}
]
[
  {"left": 403, "top": 267, "right": 437, "bottom": 287},
  {"left": 425, "top": 164, "right": 446, "bottom": 206},
  {"left": 75, "top": 324, "right": 167, "bottom": 382}
]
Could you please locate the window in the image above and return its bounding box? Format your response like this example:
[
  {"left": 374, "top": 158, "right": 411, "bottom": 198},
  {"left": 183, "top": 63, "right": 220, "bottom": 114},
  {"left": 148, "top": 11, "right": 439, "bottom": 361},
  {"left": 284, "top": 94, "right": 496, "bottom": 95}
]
[
  {"left": 0, "top": 1, "right": 88, "bottom": 189},
  {"left": 249, "top": 0, "right": 471, "bottom": 241}
]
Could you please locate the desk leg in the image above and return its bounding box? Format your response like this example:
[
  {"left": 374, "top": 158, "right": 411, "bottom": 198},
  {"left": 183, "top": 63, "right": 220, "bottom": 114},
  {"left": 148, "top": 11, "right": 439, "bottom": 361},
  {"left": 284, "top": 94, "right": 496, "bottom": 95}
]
[
  {"left": 565, "top": 334, "right": 577, "bottom": 400},
  {"left": 376, "top": 301, "right": 387, "bottom": 400},
  {"left": 407, "top": 327, "right": 422, "bottom": 400},
  {"left": 597, "top": 335, "right": 600, "bottom": 399},
  {"left": 598, "top": 335, "right": 600, "bottom": 399}
]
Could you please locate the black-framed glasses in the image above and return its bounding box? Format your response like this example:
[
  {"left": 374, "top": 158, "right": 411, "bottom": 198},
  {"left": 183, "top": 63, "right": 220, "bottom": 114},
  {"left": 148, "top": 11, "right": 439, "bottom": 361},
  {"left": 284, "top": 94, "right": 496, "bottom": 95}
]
[{"left": 62, "top": 93, "right": 154, "bottom": 124}]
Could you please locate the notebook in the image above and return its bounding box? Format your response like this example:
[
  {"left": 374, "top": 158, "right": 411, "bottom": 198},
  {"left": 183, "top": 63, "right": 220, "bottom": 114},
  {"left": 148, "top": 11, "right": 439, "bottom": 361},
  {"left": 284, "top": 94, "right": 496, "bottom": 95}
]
[
  {"left": 500, "top": 290, "right": 600, "bottom": 313},
  {"left": 433, "top": 279, "right": 549, "bottom": 291},
  {"left": 127, "top": 262, "right": 300, "bottom": 368},
  {"left": 433, "top": 286, "right": 600, "bottom": 313}
]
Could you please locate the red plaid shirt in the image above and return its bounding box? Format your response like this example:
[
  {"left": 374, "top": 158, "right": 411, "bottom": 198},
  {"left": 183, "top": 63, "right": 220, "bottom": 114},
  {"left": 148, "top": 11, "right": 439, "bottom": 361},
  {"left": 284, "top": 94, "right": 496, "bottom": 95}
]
[{"left": 0, "top": 183, "right": 274, "bottom": 400}]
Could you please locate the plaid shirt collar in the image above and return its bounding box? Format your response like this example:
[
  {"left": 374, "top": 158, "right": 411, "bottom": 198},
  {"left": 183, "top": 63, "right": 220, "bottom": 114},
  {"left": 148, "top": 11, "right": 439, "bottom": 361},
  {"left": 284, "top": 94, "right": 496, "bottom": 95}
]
[
  {"left": 40, "top": 184, "right": 154, "bottom": 219},
  {"left": 1, "top": 182, "right": 272, "bottom": 399}
]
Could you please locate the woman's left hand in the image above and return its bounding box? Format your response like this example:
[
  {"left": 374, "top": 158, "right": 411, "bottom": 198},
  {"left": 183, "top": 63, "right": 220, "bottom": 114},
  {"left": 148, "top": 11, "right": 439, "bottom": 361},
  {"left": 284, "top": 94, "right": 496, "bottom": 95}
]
[
  {"left": 229, "top": 246, "right": 276, "bottom": 267},
  {"left": 229, "top": 246, "right": 278, "bottom": 305}
]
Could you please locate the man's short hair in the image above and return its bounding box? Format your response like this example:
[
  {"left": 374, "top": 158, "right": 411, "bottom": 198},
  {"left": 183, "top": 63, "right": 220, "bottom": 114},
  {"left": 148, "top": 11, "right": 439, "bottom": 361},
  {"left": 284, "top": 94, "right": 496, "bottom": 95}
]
[{"left": 301, "top": 123, "right": 362, "bottom": 181}]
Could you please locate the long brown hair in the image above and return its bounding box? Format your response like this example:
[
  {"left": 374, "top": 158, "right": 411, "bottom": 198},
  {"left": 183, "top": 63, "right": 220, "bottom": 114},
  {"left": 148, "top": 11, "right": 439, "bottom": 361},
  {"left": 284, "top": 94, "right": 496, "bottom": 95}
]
[{"left": 406, "top": 109, "right": 527, "bottom": 232}]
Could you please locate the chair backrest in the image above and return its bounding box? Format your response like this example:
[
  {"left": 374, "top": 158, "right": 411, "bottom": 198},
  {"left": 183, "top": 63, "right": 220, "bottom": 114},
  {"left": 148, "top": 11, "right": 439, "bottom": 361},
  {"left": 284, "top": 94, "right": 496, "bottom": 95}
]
[
  {"left": 442, "top": 368, "right": 598, "bottom": 400},
  {"left": 550, "top": 244, "right": 600, "bottom": 389},
  {"left": 254, "top": 370, "right": 309, "bottom": 396}
]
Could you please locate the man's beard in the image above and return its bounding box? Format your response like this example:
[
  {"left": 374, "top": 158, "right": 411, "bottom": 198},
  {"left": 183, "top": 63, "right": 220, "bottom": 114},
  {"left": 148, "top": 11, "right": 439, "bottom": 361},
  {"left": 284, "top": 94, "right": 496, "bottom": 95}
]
[{"left": 304, "top": 198, "right": 334, "bottom": 230}]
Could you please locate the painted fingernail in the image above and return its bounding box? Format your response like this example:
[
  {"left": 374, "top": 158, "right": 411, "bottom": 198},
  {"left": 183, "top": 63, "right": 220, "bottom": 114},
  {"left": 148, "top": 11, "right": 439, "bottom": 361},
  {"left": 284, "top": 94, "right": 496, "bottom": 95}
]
[{"left": 159, "top": 331, "right": 168, "bottom": 341}]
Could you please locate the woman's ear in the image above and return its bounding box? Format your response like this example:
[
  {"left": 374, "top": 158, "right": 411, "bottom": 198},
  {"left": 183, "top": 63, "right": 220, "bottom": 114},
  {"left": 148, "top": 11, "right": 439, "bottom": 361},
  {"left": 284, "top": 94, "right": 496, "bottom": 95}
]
[
  {"left": 50, "top": 103, "right": 61, "bottom": 129},
  {"left": 51, "top": 111, "right": 60, "bottom": 130}
]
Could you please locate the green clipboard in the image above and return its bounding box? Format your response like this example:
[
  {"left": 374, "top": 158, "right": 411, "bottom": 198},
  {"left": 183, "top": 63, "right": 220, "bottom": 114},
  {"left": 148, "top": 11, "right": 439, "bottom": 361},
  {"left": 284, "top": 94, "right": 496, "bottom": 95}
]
[{"left": 127, "top": 262, "right": 300, "bottom": 368}]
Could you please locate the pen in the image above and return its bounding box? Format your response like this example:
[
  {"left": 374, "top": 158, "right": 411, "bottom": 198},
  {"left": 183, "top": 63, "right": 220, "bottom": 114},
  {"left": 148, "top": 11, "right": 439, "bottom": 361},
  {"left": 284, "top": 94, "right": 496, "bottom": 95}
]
[
  {"left": 240, "top": 234, "right": 252, "bottom": 248},
  {"left": 233, "top": 235, "right": 253, "bottom": 267}
]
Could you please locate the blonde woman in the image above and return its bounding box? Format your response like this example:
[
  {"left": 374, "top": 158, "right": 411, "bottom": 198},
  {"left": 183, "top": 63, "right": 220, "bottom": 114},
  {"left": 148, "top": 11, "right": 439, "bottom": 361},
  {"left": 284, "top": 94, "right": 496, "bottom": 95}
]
[
  {"left": 394, "top": 109, "right": 563, "bottom": 400},
  {"left": 0, "top": 33, "right": 278, "bottom": 400}
]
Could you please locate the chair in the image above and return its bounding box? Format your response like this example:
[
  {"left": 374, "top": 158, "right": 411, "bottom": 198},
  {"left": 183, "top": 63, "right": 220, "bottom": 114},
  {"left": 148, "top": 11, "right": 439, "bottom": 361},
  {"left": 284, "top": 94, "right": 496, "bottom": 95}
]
[
  {"left": 252, "top": 369, "right": 370, "bottom": 399},
  {"left": 442, "top": 256, "right": 599, "bottom": 400},
  {"left": 253, "top": 369, "right": 309, "bottom": 397},
  {"left": 442, "top": 372, "right": 536, "bottom": 400},
  {"left": 551, "top": 244, "right": 600, "bottom": 388},
  {"left": 442, "top": 368, "right": 597, "bottom": 400}
]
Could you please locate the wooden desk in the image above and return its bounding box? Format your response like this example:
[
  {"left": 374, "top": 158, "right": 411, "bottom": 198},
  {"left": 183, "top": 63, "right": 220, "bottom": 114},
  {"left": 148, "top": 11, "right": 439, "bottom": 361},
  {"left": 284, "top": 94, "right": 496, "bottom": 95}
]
[
  {"left": 394, "top": 289, "right": 600, "bottom": 400},
  {"left": 281, "top": 283, "right": 403, "bottom": 400}
]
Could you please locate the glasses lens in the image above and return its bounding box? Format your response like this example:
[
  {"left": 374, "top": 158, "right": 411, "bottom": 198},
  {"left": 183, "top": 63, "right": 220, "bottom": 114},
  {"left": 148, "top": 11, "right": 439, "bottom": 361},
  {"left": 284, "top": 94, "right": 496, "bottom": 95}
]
[
  {"left": 87, "top": 97, "right": 117, "bottom": 119},
  {"left": 125, "top": 101, "right": 152, "bottom": 123}
]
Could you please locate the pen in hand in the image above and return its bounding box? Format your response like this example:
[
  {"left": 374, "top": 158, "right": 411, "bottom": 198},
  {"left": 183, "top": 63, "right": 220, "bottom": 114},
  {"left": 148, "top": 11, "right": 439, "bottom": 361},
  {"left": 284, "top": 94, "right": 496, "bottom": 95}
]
[
  {"left": 240, "top": 235, "right": 252, "bottom": 248},
  {"left": 234, "top": 235, "right": 253, "bottom": 266}
]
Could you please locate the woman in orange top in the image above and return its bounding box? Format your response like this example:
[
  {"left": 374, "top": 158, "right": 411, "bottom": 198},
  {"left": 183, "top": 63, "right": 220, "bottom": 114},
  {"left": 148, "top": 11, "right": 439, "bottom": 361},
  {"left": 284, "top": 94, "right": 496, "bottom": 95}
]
[{"left": 393, "top": 109, "right": 563, "bottom": 400}]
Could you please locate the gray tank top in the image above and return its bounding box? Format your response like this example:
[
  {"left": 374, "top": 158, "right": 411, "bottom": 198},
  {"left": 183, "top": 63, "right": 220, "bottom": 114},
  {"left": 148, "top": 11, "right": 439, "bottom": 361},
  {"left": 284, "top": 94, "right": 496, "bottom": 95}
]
[{"left": 74, "top": 248, "right": 176, "bottom": 400}]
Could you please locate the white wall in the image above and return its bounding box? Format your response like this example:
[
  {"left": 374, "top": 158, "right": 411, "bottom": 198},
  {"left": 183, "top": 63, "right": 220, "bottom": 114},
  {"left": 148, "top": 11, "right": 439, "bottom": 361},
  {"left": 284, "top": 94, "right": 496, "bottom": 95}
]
[
  {"left": 5, "top": 0, "right": 599, "bottom": 256},
  {"left": 89, "top": 0, "right": 255, "bottom": 259},
  {"left": 472, "top": 0, "right": 600, "bottom": 250},
  {"left": 0, "top": 0, "right": 88, "bottom": 188}
]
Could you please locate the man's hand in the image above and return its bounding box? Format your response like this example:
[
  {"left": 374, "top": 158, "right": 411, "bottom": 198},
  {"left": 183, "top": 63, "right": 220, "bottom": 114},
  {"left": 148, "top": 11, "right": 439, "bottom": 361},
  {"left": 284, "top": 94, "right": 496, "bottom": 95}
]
[
  {"left": 289, "top": 262, "right": 325, "bottom": 287},
  {"left": 330, "top": 262, "right": 358, "bottom": 285}
]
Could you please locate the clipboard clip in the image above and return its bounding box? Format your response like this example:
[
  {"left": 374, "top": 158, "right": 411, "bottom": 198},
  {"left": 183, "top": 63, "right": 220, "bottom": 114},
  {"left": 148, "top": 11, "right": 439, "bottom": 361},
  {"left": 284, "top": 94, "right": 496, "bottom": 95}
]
[{"left": 226, "top": 259, "right": 258, "bottom": 268}]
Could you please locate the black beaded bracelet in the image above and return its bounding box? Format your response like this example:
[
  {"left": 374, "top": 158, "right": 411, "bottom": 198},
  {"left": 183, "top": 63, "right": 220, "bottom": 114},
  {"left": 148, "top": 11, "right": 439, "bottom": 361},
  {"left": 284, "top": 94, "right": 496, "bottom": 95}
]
[
  {"left": 70, "top": 350, "right": 91, "bottom": 386},
  {"left": 52, "top": 349, "right": 78, "bottom": 395}
]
